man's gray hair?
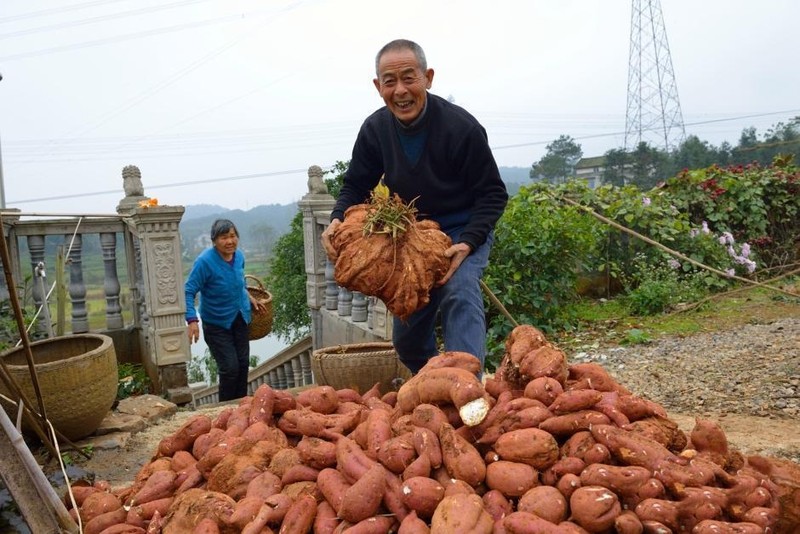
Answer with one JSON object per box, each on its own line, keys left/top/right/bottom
{"left": 210, "top": 219, "right": 239, "bottom": 241}
{"left": 375, "top": 39, "right": 427, "bottom": 76}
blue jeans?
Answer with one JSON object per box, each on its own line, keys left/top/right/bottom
{"left": 393, "top": 230, "right": 493, "bottom": 375}
{"left": 203, "top": 313, "right": 250, "bottom": 401}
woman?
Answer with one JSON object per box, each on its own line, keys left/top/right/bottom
{"left": 185, "top": 219, "right": 264, "bottom": 401}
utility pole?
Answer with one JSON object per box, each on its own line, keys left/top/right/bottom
{"left": 624, "top": 0, "right": 686, "bottom": 152}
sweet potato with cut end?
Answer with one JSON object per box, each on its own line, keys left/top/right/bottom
{"left": 570, "top": 485, "right": 622, "bottom": 532}
{"left": 430, "top": 493, "right": 494, "bottom": 534}
{"left": 493, "top": 428, "right": 559, "bottom": 471}
{"left": 398, "top": 367, "right": 491, "bottom": 427}
{"left": 517, "top": 486, "right": 567, "bottom": 524}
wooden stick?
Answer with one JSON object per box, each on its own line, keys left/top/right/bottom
{"left": 552, "top": 193, "right": 799, "bottom": 299}
{"left": 480, "top": 279, "right": 519, "bottom": 327}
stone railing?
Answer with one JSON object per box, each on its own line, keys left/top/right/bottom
{"left": 297, "top": 165, "right": 393, "bottom": 353}
{"left": 192, "top": 335, "right": 314, "bottom": 406}
{"left": 0, "top": 166, "right": 193, "bottom": 402}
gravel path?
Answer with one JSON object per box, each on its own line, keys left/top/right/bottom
{"left": 568, "top": 317, "right": 799, "bottom": 419}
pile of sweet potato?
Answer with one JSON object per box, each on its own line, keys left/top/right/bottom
{"left": 63, "top": 325, "right": 799, "bottom": 533}
{"left": 329, "top": 195, "right": 451, "bottom": 320}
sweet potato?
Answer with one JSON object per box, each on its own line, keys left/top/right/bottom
{"left": 125, "top": 497, "right": 173, "bottom": 528}
{"left": 83, "top": 507, "right": 127, "bottom": 534}
{"left": 192, "top": 518, "right": 220, "bottom": 534}
{"left": 339, "top": 515, "right": 397, "bottom": 534}
{"left": 268, "top": 446, "right": 303, "bottom": 479}
{"left": 493, "top": 428, "right": 559, "bottom": 470}
{"left": 482, "top": 489, "right": 513, "bottom": 522}
{"left": 518, "top": 344, "right": 569, "bottom": 384}
{"left": 412, "top": 426, "right": 442, "bottom": 469}
{"left": 402, "top": 449, "right": 432, "bottom": 480}
{"left": 400, "top": 476, "right": 445, "bottom": 519}
{"left": 378, "top": 432, "right": 417, "bottom": 474}
{"left": 397, "top": 367, "right": 491, "bottom": 427}
{"left": 523, "top": 376, "right": 564, "bottom": 406}
{"left": 430, "top": 494, "right": 493, "bottom": 534}
{"left": 281, "top": 464, "right": 320, "bottom": 485}
{"left": 170, "top": 450, "right": 197, "bottom": 473}
{"left": 130, "top": 470, "right": 176, "bottom": 505}
{"left": 505, "top": 324, "right": 549, "bottom": 364}
{"left": 485, "top": 460, "right": 538, "bottom": 497}
{"left": 318, "top": 467, "right": 352, "bottom": 513}
{"left": 567, "top": 362, "right": 630, "bottom": 394}
{"left": 398, "top": 511, "right": 430, "bottom": 534}
{"left": 549, "top": 389, "right": 603, "bottom": 414}
{"left": 590, "top": 424, "right": 680, "bottom": 470}
{"left": 692, "top": 520, "right": 765, "bottom": 534}
{"left": 556, "top": 473, "right": 582, "bottom": 501}
{"left": 538, "top": 409, "right": 611, "bottom": 437}
{"left": 314, "top": 500, "right": 341, "bottom": 534}
{"left": 245, "top": 384, "right": 274, "bottom": 425}
{"left": 339, "top": 464, "right": 386, "bottom": 523}
{"left": 97, "top": 526, "right": 146, "bottom": 534}
{"left": 80, "top": 491, "right": 123, "bottom": 523}
{"left": 296, "top": 436, "right": 337, "bottom": 470}
{"left": 541, "top": 456, "right": 586, "bottom": 486}
{"left": 229, "top": 496, "right": 265, "bottom": 530}
{"left": 241, "top": 420, "right": 290, "bottom": 446}
{"left": 410, "top": 403, "right": 451, "bottom": 434}
{"left": 157, "top": 415, "right": 213, "bottom": 458}
{"left": 192, "top": 427, "right": 225, "bottom": 460}
{"left": 278, "top": 494, "right": 317, "bottom": 534}
{"left": 503, "top": 510, "right": 563, "bottom": 533}
{"left": 569, "top": 485, "right": 622, "bottom": 532}
{"left": 278, "top": 407, "right": 361, "bottom": 439}
{"left": 296, "top": 385, "right": 339, "bottom": 414}
{"left": 364, "top": 409, "right": 393, "bottom": 460}
{"left": 439, "top": 422, "right": 486, "bottom": 487}
{"left": 614, "top": 510, "right": 643, "bottom": 534}
{"left": 517, "top": 486, "right": 567, "bottom": 524}
{"left": 418, "top": 351, "right": 482, "bottom": 375}
{"left": 65, "top": 484, "right": 101, "bottom": 508}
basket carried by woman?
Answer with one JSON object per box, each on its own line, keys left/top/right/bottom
{"left": 246, "top": 274, "right": 273, "bottom": 340}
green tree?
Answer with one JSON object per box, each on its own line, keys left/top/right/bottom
{"left": 601, "top": 148, "right": 630, "bottom": 187}
{"left": 248, "top": 222, "right": 277, "bottom": 258}
{"left": 530, "top": 135, "right": 583, "bottom": 184}
{"left": 629, "top": 142, "right": 669, "bottom": 190}
{"left": 265, "top": 213, "right": 310, "bottom": 343}
{"left": 263, "top": 160, "right": 349, "bottom": 343}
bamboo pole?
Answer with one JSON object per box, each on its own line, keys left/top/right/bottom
{"left": 551, "top": 193, "right": 799, "bottom": 299}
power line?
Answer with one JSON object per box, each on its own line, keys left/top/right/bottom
{"left": 0, "top": 0, "right": 131, "bottom": 24}
{"left": 7, "top": 168, "right": 309, "bottom": 205}
{"left": 0, "top": 0, "right": 212, "bottom": 40}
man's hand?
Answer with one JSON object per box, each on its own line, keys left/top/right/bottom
{"left": 436, "top": 242, "right": 471, "bottom": 286}
{"left": 187, "top": 322, "right": 200, "bottom": 344}
{"left": 321, "top": 219, "right": 342, "bottom": 261}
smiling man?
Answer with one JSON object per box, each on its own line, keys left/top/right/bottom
{"left": 321, "top": 39, "right": 508, "bottom": 375}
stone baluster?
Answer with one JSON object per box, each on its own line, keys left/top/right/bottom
{"left": 338, "top": 288, "right": 352, "bottom": 316}
{"left": 300, "top": 350, "right": 313, "bottom": 384}
{"left": 65, "top": 233, "right": 89, "bottom": 333}
{"left": 26, "top": 235, "right": 50, "bottom": 336}
{"left": 99, "top": 232, "right": 123, "bottom": 329}
{"left": 291, "top": 358, "right": 302, "bottom": 387}
{"left": 324, "top": 260, "right": 338, "bottom": 311}
{"left": 352, "top": 292, "right": 367, "bottom": 322}
{"left": 275, "top": 365, "right": 287, "bottom": 389}
{"left": 283, "top": 362, "right": 294, "bottom": 388}
{"left": 367, "top": 296, "right": 375, "bottom": 329}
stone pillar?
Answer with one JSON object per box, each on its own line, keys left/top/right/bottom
{"left": 117, "top": 165, "right": 190, "bottom": 401}
{"left": 297, "top": 165, "right": 335, "bottom": 352}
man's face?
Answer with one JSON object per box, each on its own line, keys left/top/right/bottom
{"left": 373, "top": 48, "right": 434, "bottom": 125}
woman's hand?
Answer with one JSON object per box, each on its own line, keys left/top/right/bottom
{"left": 250, "top": 296, "right": 265, "bottom": 312}
{"left": 187, "top": 322, "right": 200, "bottom": 344}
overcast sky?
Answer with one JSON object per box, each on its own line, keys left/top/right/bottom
{"left": 1, "top": 0, "right": 798, "bottom": 214}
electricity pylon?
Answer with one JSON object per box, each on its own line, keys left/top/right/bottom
{"left": 624, "top": 0, "right": 686, "bottom": 151}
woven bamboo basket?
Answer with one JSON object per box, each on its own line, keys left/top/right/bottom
{"left": 0, "top": 334, "right": 118, "bottom": 441}
{"left": 312, "top": 342, "right": 412, "bottom": 394}
{"left": 246, "top": 274, "right": 273, "bottom": 340}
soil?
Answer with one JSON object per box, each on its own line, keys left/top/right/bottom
{"left": 52, "top": 294, "right": 800, "bottom": 491}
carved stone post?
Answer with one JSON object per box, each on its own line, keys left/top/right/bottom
{"left": 117, "top": 165, "right": 190, "bottom": 402}
{"left": 297, "top": 165, "right": 335, "bottom": 352}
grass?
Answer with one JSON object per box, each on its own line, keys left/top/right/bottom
{"left": 556, "top": 282, "right": 800, "bottom": 350}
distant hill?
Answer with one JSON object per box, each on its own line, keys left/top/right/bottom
{"left": 499, "top": 166, "right": 531, "bottom": 195}
{"left": 180, "top": 203, "right": 299, "bottom": 262}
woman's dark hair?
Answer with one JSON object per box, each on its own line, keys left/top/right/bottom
{"left": 210, "top": 219, "right": 238, "bottom": 241}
